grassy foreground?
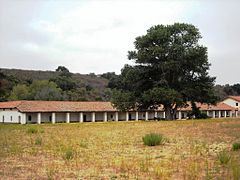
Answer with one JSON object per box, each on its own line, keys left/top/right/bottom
{"left": 0, "top": 119, "right": 240, "bottom": 179}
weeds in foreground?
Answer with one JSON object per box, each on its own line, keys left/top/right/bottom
{"left": 232, "top": 142, "right": 240, "bottom": 151}
{"left": 35, "top": 137, "right": 42, "bottom": 145}
{"left": 217, "top": 151, "right": 231, "bottom": 165}
{"left": 63, "top": 148, "right": 74, "bottom": 160}
{"left": 27, "top": 127, "right": 38, "bottom": 134}
{"left": 142, "top": 133, "right": 165, "bottom": 146}
{"left": 46, "top": 164, "right": 58, "bottom": 180}
{"left": 230, "top": 159, "right": 240, "bottom": 180}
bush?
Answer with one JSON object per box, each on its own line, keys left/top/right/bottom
{"left": 232, "top": 142, "right": 240, "bottom": 151}
{"left": 197, "top": 112, "right": 209, "bottom": 119}
{"left": 35, "top": 137, "right": 42, "bottom": 145}
{"left": 63, "top": 148, "right": 74, "bottom": 160}
{"left": 217, "top": 151, "right": 231, "bottom": 164}
{"left": 190, "top": 102, "right": 209, "bottom": 119}
{"left": 142, "top": 133, "right": 164, "bottom": 146}
{"left": 27, "top": 127, "right": 38, "bottom": 134}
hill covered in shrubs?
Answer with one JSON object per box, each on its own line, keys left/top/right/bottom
{"left": 0, "top": 66, "right": 111, "bottom": 101}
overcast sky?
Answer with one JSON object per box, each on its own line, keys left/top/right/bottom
{"left": 0, "top": 0, "right": 239, "bottom": 84}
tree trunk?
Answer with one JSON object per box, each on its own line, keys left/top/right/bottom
{"left": 165, "top": 105, "right": 174, "bottom": 120}
{"left": 172, "top": 107, "right": 178, "bottom": 120}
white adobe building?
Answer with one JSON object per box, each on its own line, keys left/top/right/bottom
{"left": 0, "top": 101, "right": 235, "bottom": 124}
{"left": 222, "top": 96, "right": 240, "bottom": 117}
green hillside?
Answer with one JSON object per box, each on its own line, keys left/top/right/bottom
{"left": 0, "top": 67, "right": 111, "bottom": 102}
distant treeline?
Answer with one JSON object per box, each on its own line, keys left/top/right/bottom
{"left": 0, "top": 66, "right": 111, "bottom": 102}
{"left": 0, "top": 67, "right": 239, "bottom": 102}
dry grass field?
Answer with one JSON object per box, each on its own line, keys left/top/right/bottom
{"left": 0, "top": 118, "right": 240, "bottom": 179}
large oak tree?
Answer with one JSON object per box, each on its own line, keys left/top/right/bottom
{"left": 111, "top": 23, "right": 217, "bottom": 120}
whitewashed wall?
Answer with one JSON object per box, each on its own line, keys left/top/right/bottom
{"left": 107, "top": 112, "right": 115, "bottom": 121}
{"left": 0, "top": 108, "right": 23, "bottom": 123}
{"left": 118, "top": 112, "right": 126, "bottom": 121}
{"left": 83, "top": 113, "right": 92, "bottom": 122}
{"left": 95, "top": 112, "right": 103, "bottom": 121}
{"left": 26, "top": 113, "right": 38, "bottom": 123}
{"left": 223, "top": 98, "right": 239, "bottom": 108}
{"left": 70, "top": 113, "right": 79, "bottom": 122}
{"left": 56, "top": 113, "right": 66, "bottom": 123}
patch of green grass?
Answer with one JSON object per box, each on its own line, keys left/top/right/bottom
{"left": 35, "top": 137, "right": 42, "bottom": 145}
{"left": 217, "top": 151, "right": 231, "bottom": 165}
{"left": 63, "top": 148, "right": 74, "bottom": 160}
{"left": 232, "top": 142, "right": 240, "bottom": 151}
{"left": 142, "top": 133, "right": 164, "bottom": 146}
{"left": 26, "top": 127, "right": 38, "bottom": 134}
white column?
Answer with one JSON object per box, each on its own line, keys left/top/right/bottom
{"left": 163, "top": 111, "right": 166, "bottom": 119}
{"left": 135, "top": 111, "right": 139, "bottom": 121}
{"left": 212, "top": 111, "right": 215, "bottom": 118}
{"left": 155, "top": 111, "right": 158, "bottom": 118}
{"left": 79, "top": 112, "right": 83, "bottom": 123}
{"left": 145, "top": 112, "right": 148, "bottom": 121}
{"left": 126, "top": 112, "right": 129, "bottom": 121}
{"left": 115, "top": 112, "right": 118, "bottom": 121}
{"left": 206, "top": 111, "right": 209, "bottom": 117}
{"left": 21, "top": 113, "right": 27, "bottom": 124}
{"left": 52, "top": 113, "right": 55, "bottom": 124}
{"left": 92, "top": 112, "right": 95, "bottom": 122}
{"left": 236, "top": 111, "right": 238, "bottom": 117}
{"left": 178, "top": 111, "right": 182, "bottom": 120}
{"left": 104, "top": 112, "right": 108, "bottom": 122}
{"left": 37, "top": 113, "right": 41, "bottom": 124}
{"left": 230, "top": 111, "right": 232, "bottom": 117}
{"left": 224, "top": 111, "right": 227, "bottom": 118}
{"left": 66, "top": 113, "right": 70, "bottom": 123}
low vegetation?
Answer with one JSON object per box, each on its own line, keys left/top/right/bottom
{"left": 35, "top": 137, "right": 42, "bottom": 145}
{"left": 26, "top": 127, "right": 38, "bottom": 134}
{"left": 232, "top": 142, "right": 240, "bottom": 151}
{"left": 217, "top": 151, "right": 231, "bottom": 165}
{"left": 142, "top": 133, "right": 165, "bottom": 146}
{"left": 63, "top": 148, "right": 74, "bottom": 160}
{"left": 0, "top": 118, "right": 240, "bottom": 179}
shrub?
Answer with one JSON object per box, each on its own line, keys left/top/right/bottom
{"left": 217, "top": 151, "right": 231, "bottom": 165}
{"left": 190, "top": 102, "right": 209, "bottom": 119}
{"left": 63, "top": 148, "right": 74, "bottom": 160}
{"left": 232, "top": 142, "right": 240, "bottom": 151}
{"left": 27, "top": 127, "right": 38, "bottom": 134}
{"left": 35, "top": 137, "right": 42, "bottom": 145}
{"left": 142, "top": 133, "right": 164, "bottom": 146}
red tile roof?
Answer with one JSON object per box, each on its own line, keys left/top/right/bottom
{"left": 0, "top": 101, "right": 23, "bottom": 109}
{"left": 179, "top": 102, "right": 235, "bottom": 111}
{"left": 228, "top": 96, "right": 240, "bottom": 102}
{"left": 0, "top": 101, "right": 235, "bottom": 112}
{"left": 0, "top": 101, "right": 116, "bottom": 112}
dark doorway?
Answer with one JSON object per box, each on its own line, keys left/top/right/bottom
{"left": 129, "top": 114, "right": 132, "bottom": 120}
{"left": 83, "top": 114, "right": 87, "bottom": 122}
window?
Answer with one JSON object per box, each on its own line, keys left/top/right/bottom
{"left": 28, "top": 115, "right": 32, "bottom": 121}
{"left": 110, "top": 114, "right": 113, "bottom": 118}
{"left": 2, "top": 116, "right": 4, "bottom": 122}
{"left": 49, "top": 116, "right": 52, "bottom": 122}
{"left": 10, "top": 116, "right": 13, "bottom": 121}
{"left": 236, "top": 103, "right": 238, "bottom": 106}
{"left": 18, "top": 116, "right": 21, "bottom": 123}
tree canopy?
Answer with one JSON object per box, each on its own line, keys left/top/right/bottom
{"left": 111, "top": 23, "right": 218, "bottom": 120}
